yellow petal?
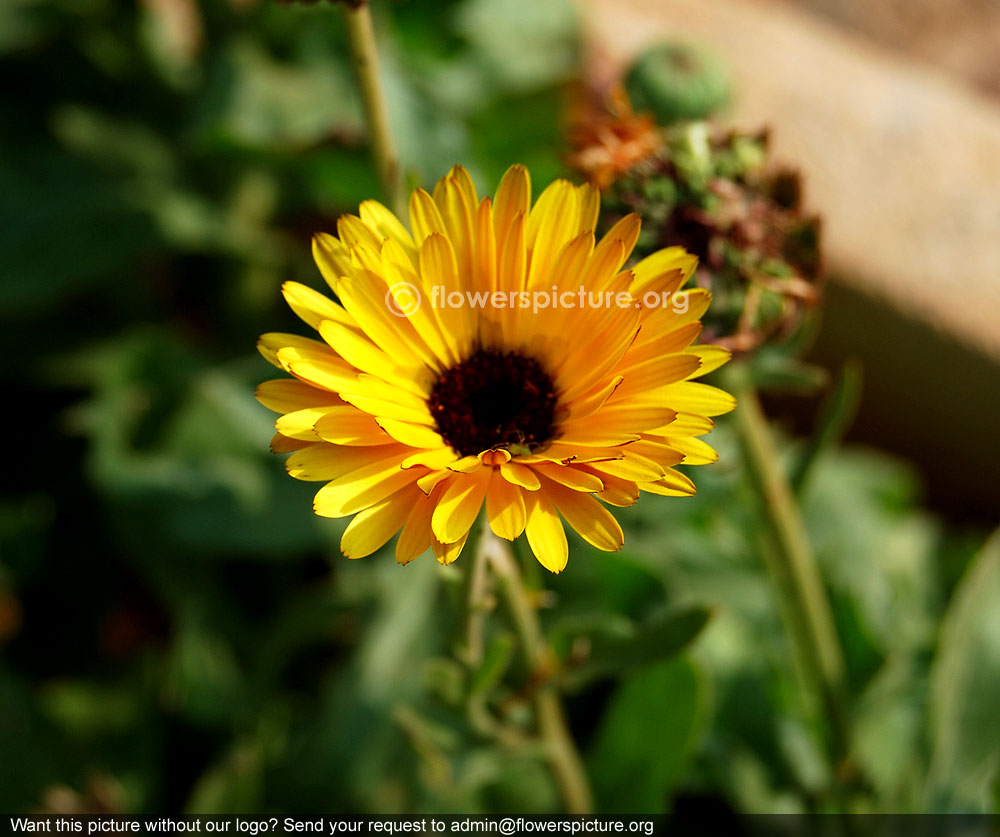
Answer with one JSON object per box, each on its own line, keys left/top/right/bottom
{"left": 686, "top": 344, "right": 732, "bottom": 377}
{"left": 318, "top": 319, "right": 430, "bottom": 396}
{"left": 657, "top": 434, "right": 718, "bottom": 465}
{"left": 402, "top": 448, "right": 459, "bottom": 470}
{"left": 431, "top": 468, "right": 491, "bottom": 543}
{"left": 632, "top": 321, "right": 702, "bottom": 355}
{"left": 448, "top": 455, "right": 485, "bottom": 473}
{"left": 270, "top": 433, "right": 313, "bottom": 454}
{"left": 630, "top": 246, "right": 697, "bottom": 296}
{"left": 396, "top": 489, "right": 436, "bottom": 564}
{"left": 375, "top": 419, "right": 445, "bottom": 449}
{"left": 530, "top": 462, "right": 605, "bottom": 492}
{"left": 663, "top": 412, "right": 715, "bottom": 437}
{"left": 560, "top": 404, "right": 676, "bottom": 447}
{"left": 518, "top": 444, "right": 624, "bottom": 465}
{"left": 312, "top": 232, "right": 360, "bottom": 288}
{"left": 659, "top": 381, "right": 737, "bottom": 417}
{"left": 432, "top": 529, "right": 470, "bottom": 565}
{"left": 275, "top": 405, "right": 346, "bottom": 441}
{"left": 589, "top": 471, "right": 639, "bottom": 507}
{"left": 576, "top": 182, "right": 600, "bottom": 234}
{"left": 613, "top": 353, "right": 703, "bottom": 398}
{"left": 592, "top": 213, "right": 641, "bottom": 273}
{"left": 281, "top": 281, "right": 354, "bottom": 330}
{"left": 256, "top": 379, "right": 341, "bottom": 413}
{"left": 409, "top": 188, "right": 448, "bottom": 245}
{"left": 340, "top": 485, "right": 418, "bottom": 559}
{"left": 587, "top": 451, "right": 664, "bottom": 482}
{"left": 485, "top": 473, "right": 526, "bottom": 540}
{"left": 493, "top": 164, "right": 531, "bottom": 248}
{"left": 628, "top": 440, "right": 686, "bottom": 470}
{"left": 475, "top": 197, "right": 498, "bottom": 294}
{"left": 334, "top": 274, "right": 441, "bottom": 372}
{"left": 277, "top": 346, "right": 358, "bottom": 393}
{"left": 562, "top": 375, "right": 623, "bottom": 422}
{"left": 359, "top": 199, "right": 417, "bottom": 253}
{"left": 556, "top": 315, "right": 640, "bottom": 404}
{"left": 545, "top": 480, "right": 623, "bottom": 552}
{"left": 497, "top": 210, "right": 527, "bottom": 301}
{"left": 579, "top": 238, "right": 625, "bottom": 289}
{"left": 448, "top": 165, "right": 479, "bottom": 213}
{"left": 258, "top": 333, "right": 338, "bottom": 369}
{"left": 314, "top": 407, "right": 392, "bottom": 446}
{"left": 380, "top": 253, "right": 453, "bottom": 368}
{"left": 419, "top": 233, "right": 475, "bottom": 354}
{"left": 641, "top": 289, "right": 712, "bottom": 333}
{"left": 339, "top": 391, "right": 434, "bottom": 425}
{"left": 500, "top": 461, "right": 541, "bottom": 490}
{"left": 337, "top": 213, "right": 383, "bottom": 251}
{"left": 642, "top": 467, "right": 697, "bottom": 497}
{"left": 313, "top": 451, "right": 417, "bottom": 518}
{"left": 524, "top": 491, "right": 567, "bottom": 574}
{"left": 287, "top": 443, "right": 397, "bottom": 482}
{"left": 417, "top": 469, "right": 452, "bottom": 495}
{"left": 525, "top": 180, "right": 579, "bottom": 289}
{"left": 434, "top": 171, "right": 476, "bottom": 280}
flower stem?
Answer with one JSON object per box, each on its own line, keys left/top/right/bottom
{"left": 461, "top": 517, "right": 493, "bottom": 668}
{"left": 341, "top": 1, "right": 405, "bottom": 218}
{"left": 484, "top": 532, "right": 595, "bottom": 814}
{"left": 722, "top": 364, "right": 851, "bottom": 779}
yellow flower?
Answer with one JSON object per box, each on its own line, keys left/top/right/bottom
{"left": 256, "top": 165, "right": 734, "bottom": 573}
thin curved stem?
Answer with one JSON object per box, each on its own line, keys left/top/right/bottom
{"left": 461, "top": 516, "right": 492, "bottom": 668}
{"left": 342, "top": 2, "right": 405, "bottom": 217}
{"left": 722, "top": 363, "right": 851, "bottom": 784}
{"left": 483, "top": 532, "right": 595, "bottom": 814}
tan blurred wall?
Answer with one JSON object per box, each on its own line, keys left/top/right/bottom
{"left": 580, "top": 0, "right": 1000, "bottom": 365}
{"left": 578, "top": 0, "right": 1000, "bottom": 517}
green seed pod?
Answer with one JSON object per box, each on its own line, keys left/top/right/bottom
{"left": 625, "top": 42, "right": 732, "bottom": 124}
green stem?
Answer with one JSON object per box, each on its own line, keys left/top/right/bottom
{"left": 461, "top": 517, "right": 492, "bottom": 668}
{"left": 722, "top": 364, "right": 851, "bottom": 779}
{"left": 484, "top": 532, "right": 595, "bottom": 814}
{"left": 342, "top": 1, "right": 405, "bottom": 217}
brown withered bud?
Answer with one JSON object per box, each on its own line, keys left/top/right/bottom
{"left": 569, "top": 98, "right": 823, "bottom": 355}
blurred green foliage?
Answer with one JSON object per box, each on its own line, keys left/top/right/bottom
{"left": 1, "top": 0, "right": 997, "bottom": 818}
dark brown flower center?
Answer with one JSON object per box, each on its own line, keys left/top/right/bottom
{"left": 428, "top": 348, "right": 558, "bottom": 458}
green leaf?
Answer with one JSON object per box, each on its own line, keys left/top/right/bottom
{"left": 927, "top": 528, "right": 1000, "bottom": 811}
{"left": 587, "top": 657, "right": 707, "bottom": 812}
{"left": 0, "top": 148, "right": 160, "bottom": 317}
{"left": 562, "top": 606, "right": 712, "bottom": 690}
{"left": 40, "top": 681, "right": 141, "bottom": 737}
{"left": 453, "top": 0, "right": 579, "bottom": 94}
{"left": 469, "top": 634, "right": 515, "bottom": 695}
{"left": 197, "top": 38, "right": 361, "bottom": 149}
{"left": 791, "top": 360, "right": 863, "bottom": 494}
{"left": 747, "top": 349, "right": 829, "bottom": 395}
{"left": 163, "top": 614, "right": 246, "bottom": 728}
{"left": 852, "top": 657, "right": 927, "bottom": 809}
{"left": 184, "top": 741, "right": 264, "bottom": 815}
{"left": 801, "top": 447, "right": 938, "bottom": 660}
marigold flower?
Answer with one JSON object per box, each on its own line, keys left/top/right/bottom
{"left": 256, "top": 165, "right": 734, "bottom": 572}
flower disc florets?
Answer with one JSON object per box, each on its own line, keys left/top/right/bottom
{"left": 428, "top": 348, "right": 558, "bottom": 458}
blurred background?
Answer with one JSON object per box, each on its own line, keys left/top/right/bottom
{"left": 1, "top": 0, "right": 998, "bottom": 817}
